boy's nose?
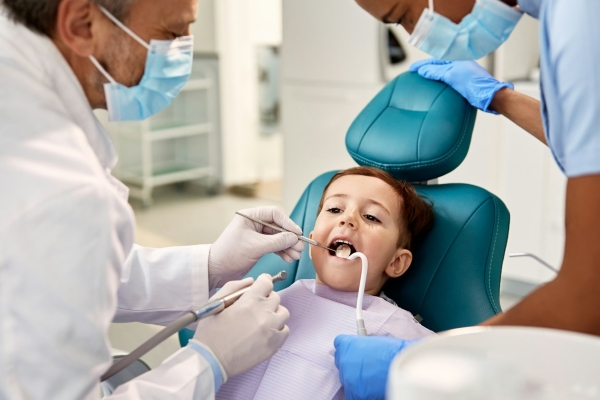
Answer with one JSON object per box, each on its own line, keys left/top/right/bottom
{"left": 339, "top": 214, "right": 357, "bottom": 228}
{"left": 339, "top": 220, "right": 355, "bottom": 228}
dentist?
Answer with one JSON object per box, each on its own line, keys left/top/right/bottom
{"left": 335, "top": 0, "right": 600, "bottom": 398}
{"left": 0, "top": 0, "right": 304, "bottom": 398}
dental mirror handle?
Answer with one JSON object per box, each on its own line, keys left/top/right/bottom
{"left": 235, "top": 211, "right": 335, "bottom": 252}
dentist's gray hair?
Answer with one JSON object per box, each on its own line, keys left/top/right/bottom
{"left": 1, "top": 0, "right": 136, "bottom": 37}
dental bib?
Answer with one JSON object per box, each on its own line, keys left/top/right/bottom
{"left": 216, "top": 280, "right": 433, "bottom": 400}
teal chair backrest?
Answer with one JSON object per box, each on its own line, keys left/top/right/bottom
{"left": 180, "top": 72, "right": 509, "bottom": 345}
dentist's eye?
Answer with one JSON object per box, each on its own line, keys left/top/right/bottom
{"left": 327, "top": 207, "right": 342, "bottom": 214}
{"left": 364, "top": 214, "right": 381, "bottom": 223}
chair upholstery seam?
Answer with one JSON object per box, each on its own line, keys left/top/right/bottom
{"left": 486, "top": 195, "right": 501, "bottom": 314}
{"left": 416, "top": 87, "right": 450, "bottom": 162}
{"left": 416, "top": 197, "right": 492, "bottom": 314}
{"left": 355, "top": 88, "right": 394, "bottom": 153}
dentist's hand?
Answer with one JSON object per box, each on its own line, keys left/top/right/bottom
{"left": 410, "top": 59, "right": 513, "bottom": 114}
{"left": 193, "top": 275, "right": 290, "bottom": 380}
{"left": 334, "top": 335, "right": 420, "bottom": 400}
{"left": 209, "top": 206, "right": 305, "bottom": 289}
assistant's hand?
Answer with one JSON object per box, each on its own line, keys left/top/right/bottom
{"left": 334, "top": 335, "right": 419, "bottom": 400}
{"left": 410, "top": 59, "right": 513, "bottom": 113}
{"left": 194, "top": 275, "right": 290, "bottom": 380}
{"left": 209, "top": 206, "right": 305, "bottom": 289}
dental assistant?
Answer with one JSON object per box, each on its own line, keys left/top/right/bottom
{"left": 0, "top": 0, "right": 305, "bottom": 398}
{"left": 334, "top": 0, "right": 600, "bottom": 398}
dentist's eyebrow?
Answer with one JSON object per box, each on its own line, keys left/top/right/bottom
{"left": 381, "top": 3, "right": 400, "bottom": 23}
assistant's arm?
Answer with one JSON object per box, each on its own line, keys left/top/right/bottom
{"left": 489, "top": 87, "right": 546, "bottom": 145}
{"left": 483, "top": 175, "right": 600, "bottom": 334}
{"left": 410, "top": 59, "right": 547, "bottom": 145}
{"left": 483, "top": 0, "right": 600, "bottom": 333}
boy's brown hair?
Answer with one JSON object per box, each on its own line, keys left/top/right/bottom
{"left": 317, "top": 166, "right": 434, "bottom": 250}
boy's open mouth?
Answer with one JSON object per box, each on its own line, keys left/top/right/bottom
{"left": 328, "top": 239, "right": 357, "bottom": 257}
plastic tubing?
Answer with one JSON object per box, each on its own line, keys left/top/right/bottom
{"left": 101, "top": 271, "right": 288, "bottom": 381}
{"left": 346, "top": 252, "right": 368, "bottom": 336}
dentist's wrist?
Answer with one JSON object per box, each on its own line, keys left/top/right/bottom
{"left": 188, "top": 338, "right": 228, "bottom": 390}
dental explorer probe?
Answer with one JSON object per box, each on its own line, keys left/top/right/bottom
{"left": 235, "top": 211, "right": 336, "bottom": 253}
{"left": 101, "top": 271, "right": 288, "bottom": 382}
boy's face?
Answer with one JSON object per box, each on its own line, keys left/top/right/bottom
{"left": 310, "top": 175, "right": 412, "bottom": 295}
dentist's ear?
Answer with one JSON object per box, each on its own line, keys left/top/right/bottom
{"left": 55, "top": 0, "right": 101, "bottom": 57}
{"left": 308, "top": 232, "right": 314, "bottom": 259}
{"left": 385, "top": 249, "right": 412, "bottom": 278}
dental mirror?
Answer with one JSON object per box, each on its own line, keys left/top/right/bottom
{"left": 335, "top": 244, "right": 352, "bottom": 258}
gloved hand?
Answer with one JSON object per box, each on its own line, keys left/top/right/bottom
{"left": 334, "top": 335, "right": 419, "bottom": 400}
{"left": 410, "top": 58, "right": 513, "bottom": 114}
{"left": 194, "top": 274, "right": 290, "bottom": 380}
{"left": 209, "top": 206, "right": 305, "bottom": 289}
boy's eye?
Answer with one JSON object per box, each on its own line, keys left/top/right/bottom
{"left": 326, "top": 207, "right": 342, "bottom": 214}
{"left": 364, "top": 214, "right": 381, "bottom": 223}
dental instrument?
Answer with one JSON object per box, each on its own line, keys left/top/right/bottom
{"left": 101, "top": 271, "right": 288, "bottom": 382}
{"left": 509, "top": 252, "right": 558, "bottom": 274}
{"left": 235, "top": 211, "right": 336, "bottom": 253}
{"left": 345, "top": 252, "right": 369, "bottom": 336}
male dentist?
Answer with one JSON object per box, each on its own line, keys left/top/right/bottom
{"left": 0, "top": 0, "right": 304, "bottom": 398}
{"left": 335, "top": 0, "right": 600, "bottom": 398}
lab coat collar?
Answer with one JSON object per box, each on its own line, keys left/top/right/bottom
{"left": 0, "top": 13, "right": 118, "bottom": 170}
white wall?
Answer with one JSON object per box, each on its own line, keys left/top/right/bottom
{"left": 252, "top": 0, "right": 282, "bottom": 46}
{"left": 192, "top": 0, "right": 217, "bottom": 54}
{"left": 215, "top": 0, "right": 259, "bottom": 186}
{"left": 215, "top": 0, "right": 283, "bottom": 187}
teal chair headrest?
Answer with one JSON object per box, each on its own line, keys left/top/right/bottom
{"left": 346, "top": 72, "right": 477, "bottom": 182}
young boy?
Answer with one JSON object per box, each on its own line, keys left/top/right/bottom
{"left": 216, "top": 166, "right": 435, "bottom": 400}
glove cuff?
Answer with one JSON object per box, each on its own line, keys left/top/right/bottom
{"left": 188, "top": 338, "right": 228, "bottom": 388}
{"left": 482, "top": 81, "right": 514, "bottom": 114}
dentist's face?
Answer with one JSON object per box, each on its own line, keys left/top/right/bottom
{"left": 310, "top": 175, "right": 411, "bottom": 295}
{"left": 354, "top": 0, "right": 476, "bottom": 33}
{"left": 91, "top": 0, "right": 197, "bottom": 106}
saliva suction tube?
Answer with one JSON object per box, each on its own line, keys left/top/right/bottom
{"left": 339, "top": 250, "right": 369, "bottom": 336}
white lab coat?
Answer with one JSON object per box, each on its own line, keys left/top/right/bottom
{"left": 0, "top": 11, "right": 216, "bottom": 400}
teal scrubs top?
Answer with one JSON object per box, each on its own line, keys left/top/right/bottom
{"left": 518, "top": 0, "right": 600, "bottom": 177}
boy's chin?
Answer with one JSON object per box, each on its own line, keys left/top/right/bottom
{"left": 315, "top": 271, "right": 360, "bottom": 292}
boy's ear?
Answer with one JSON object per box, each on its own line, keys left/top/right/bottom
{"left": 308, "top": 232, "right": 314, "bottom": 260}
{"left": 385, "top": 248, "right": 412, "bottom": 278}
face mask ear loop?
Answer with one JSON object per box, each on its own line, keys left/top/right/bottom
{"left": 89, "top": 55, "right": 117, "bottom": 85}
{"left": 97, "top": 5, "right": 150, "bottom": 50}
{"left": 428, "top": 0, "right": 434, "bottom": 13}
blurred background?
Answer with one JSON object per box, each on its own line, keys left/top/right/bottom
{"left": 97, "top": 0, "right": 562, "bottom": 368}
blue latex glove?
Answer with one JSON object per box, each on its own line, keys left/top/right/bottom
{"left": 410, "top": 58, "right": 513, "bottom": 114}
{"left": 334, "top": 335, "right": 419, "bottom": 400}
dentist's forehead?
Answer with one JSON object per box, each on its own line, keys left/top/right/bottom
{"left": 128, "top": 0, "right": 198, "bottom": 38}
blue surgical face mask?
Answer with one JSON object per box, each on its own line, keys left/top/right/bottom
{"left": 89, "top": 6, "right": 193, "bottom": 121}
{"left": 408, "top": 0, "right": 522, "bottom": 61}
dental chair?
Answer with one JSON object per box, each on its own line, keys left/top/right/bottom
{"left": 180, "top": 71, "right": 510, "bottom": 346}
